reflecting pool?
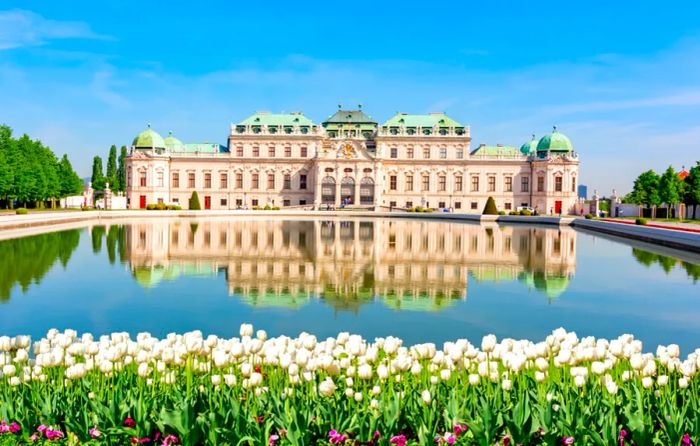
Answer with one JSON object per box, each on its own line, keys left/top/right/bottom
{"left": 1, "top": 217, "right": 699, "bottom": 352}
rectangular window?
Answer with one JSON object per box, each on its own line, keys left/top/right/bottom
{"left": 505, "top": 202, "right": 512, "bottom": 210}
{"left": 236, "top": 146, "right": 243, "bottom": 157}
{"left": 455, "top": 202, "right": 461, "bottom": 209}
{"left": 267, "top": 173, "right": 275, "bottom": 189}
{"left": 157, "top": 171, "right": 163, "bottom": 187}
{"left": 521, "top": 177, "right": 529, "bottom": 192}
{"left": 390, "top": 201, "right": 397, "bottom": 208}
{"left": 406, "top": 201, "right": 413, "bottom": 208}
{"left": 456, "top": 148, "right": 464, "bottom": 159}
{"left": 236, "top": 173, "right": 243, "bottom": 189}
{"left": 139, "top": 171, "right": 147, "bottom": 187}
{"left": 188, "top": 172, "right": 195, "bottom": 188}
{"left": 235, "top": 199, "right": 242, "bottom": 207}
{"left": 439, "top": 147, "right": 447, "bottom": 159}
{"left": 300, "top": 146, "right": 307, "bottom": 157}
{"left": 285, "top": 146, "right": 291, "bottom": 157}
{"left": 252, "top": 199, "right": 259, "bottom": 206}
{"left": 204, "top": 173, "right": 212, "bottom": 188}
{"left": 390, "top": 147, "right": 398, "bottom": 158}
{"left": 471, "top": 201, "right": 478, "bottom": 210}
{"left": 405, "top": 174, "right": 413, "bottom": 191}
{"left": 505, "top": 176, "right": 513, "bottom": 192}
{"left": 572, "top": 176, "right": 576, "bottom": 193}
{"left": 220, "top": 173, "right": 228, "bottom": 189}
{"left": 422, "top": 175, "right": 430, "bottom": 191}
{"left": 172, "top": 197, "right": 179, "bottom": 203}
{"left": 555, "top": 176, "right": 562, "bottom": 192}
{"left": 438, "top": 201, "right": 446, "bottom": 208}
{"left": 299, "top": 199, "right": 306, "bottom": 205}
{"left": 407, "top": 147, "right": 414, "bottom": 159}
{"left": 172, "top": 172, "right": 179, "bottom": 188}
{"left": 299, "top": 174, "right": 307, "bottom": 190}
{"left": 455, "top": 176, "right": 463, "bottom": 192}
{"left": 488, "top": 176, "right": 496, "bottom": 192}
{"left": 252, "top": 145, "right": 260, "bottom": 157}
{"left": 221, "top": 198, "right": 227, "bottom": 206}
{"left": 537, "top": 176, "right": 544, "bottom": 192}
{"left": 283, "top": 174, "right": 291, "bottom": 190}
{"left": 438, "top": 175, "right": 446, "bottom": 191}
{"left": 390, "top": 175, "right": 397, "bottom": 190}
{"left": 268, "top": 145, "right": 275, "bottom": 157}
{"left": 423, "top": 147, "right": 430, "bottom": 159}
{"left": 252, "top": 173, "right": 259, "bottom": 189}
{"left": 471, "top": 176, "right": 479, "bottom": 192}
{"left": 283, "top": 199, "right": 291, "bottom": 207}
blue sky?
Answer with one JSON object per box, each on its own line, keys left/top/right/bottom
{"left": 2, "top": 1, "right": 700, "bottom": 193}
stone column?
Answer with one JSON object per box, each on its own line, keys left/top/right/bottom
{"left": 334, "top": 179, "right": 341, "bottom": 207}
{"left": 104, "top": 183, "right": 112, "bottom": 210}
{"left": 313, "top": 167, "right": 322, "bottom": 209}
{"left": 590, "top": 189, "right": 600, "bottom": 217}
{"left": 354, "top": 167, "right": 361, "bottom": 206}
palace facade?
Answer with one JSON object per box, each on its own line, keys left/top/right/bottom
{"left": 126, "top": 107, "right": 580, "bottom": 213}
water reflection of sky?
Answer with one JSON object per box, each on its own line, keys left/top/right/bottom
{"left": 0, "top": 218, "right": 698, "bottom": 353}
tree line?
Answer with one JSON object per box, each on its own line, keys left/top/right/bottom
{"left": 90, "top": 145, "right": 127, "bottom": 192}
{"left": 626, "top": 162, "right": 700, "bottom": 219}
{"left": 0, "top": 124, "right": 83, "bottom": 209}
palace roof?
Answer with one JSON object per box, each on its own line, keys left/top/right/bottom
{"left": 323, "top": 108, "right": 377, "bottom": 126}
{"left": 382, "top": 112, "right": 464, "bottom": 128}
{"left": 470, "top": 144, "right": 521, "bottom": 157}
{"left": 536, "top": 127, "right": 574, "bottom": 156}
{"left": 132, "top": 125, "right": 166, "bottom": 149}
{"left": 238, "top": 112, "right": 315, "bottom": 127}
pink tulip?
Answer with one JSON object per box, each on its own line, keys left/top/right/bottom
{"left": 130, "top": 436, "right": 151, "bottom": 444}
{"left": 45, "top": 428, "right": 64, "bottom": 440}
{"left": 124, "top": 417, "right": 136, "bottom": 428}
{"left": 269, "top": 434, "right": 280, "bottom": 445}
{"left": 329, "top": 429, "right": 348, "bottom": 444}
{"left": 89, "top": 426, "right": 101, "bottom": 438}
{"left": 390, "top": 434, "right": 407, "bottom": 446}
{"left": 9, "top": 422, "right": 20, "bottom": 434}
{"left": 562, "top": 437, "right": 574, "bottom": 445}
{"left": 681, "top": 433, "right": 693, "bottom": 446}
{"left": 162, "top": 433, "right": 179, "bottom": 445}
{"left": 453, "top": 423, "right": 468, "bottom": 435}
{"left": 29, "top": 433, "right": 39, "bottom": 442}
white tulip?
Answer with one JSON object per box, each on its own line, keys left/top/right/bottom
{"left": 574, "top": 375, "right": 585, "bottom": 387}
{"left": 657, "top": 375, "right": 668, "bottom": 386}
{"left": 481, "top": 335, "right": 497, "bottom": 353}
{"left": 318, "top": 378, "right": 337, "bottom": 397}
{"left": 239, "top": 324, "right": 254, "bottom": 337}
{"left": 641, "top": 376, "right": 653, "bottom": 389}
{"left": 421, "top": 389, "right": 432, "bottom": 404}
{"left": 679, "top": 377, "right": 689, "bottom": 388}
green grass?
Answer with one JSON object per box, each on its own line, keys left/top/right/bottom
{"left": 616, "top": 216, "right": 700, "bottom": 225}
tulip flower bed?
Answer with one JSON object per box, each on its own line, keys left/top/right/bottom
{"left": 1, "top": 326, "right": 699, "bottom": 446}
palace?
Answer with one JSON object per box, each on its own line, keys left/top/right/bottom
{"left": 126, "top": 106, "right": 580, "bottom": 213}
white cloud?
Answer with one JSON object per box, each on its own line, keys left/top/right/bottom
{"left": 0, "top": 9, "right": 109, "bottom": 50}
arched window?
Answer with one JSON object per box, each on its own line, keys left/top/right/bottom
{"left": 360, "top": 177, "right": 374, "bottom": 205}
{"left": 321, "top": 176, "right": 335, "bottom": 204}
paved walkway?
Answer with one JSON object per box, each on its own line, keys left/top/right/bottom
{"left": 601, "top": 218, "right": 700, "bottom": 234}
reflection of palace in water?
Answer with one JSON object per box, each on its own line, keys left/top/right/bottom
{"left": 126, "top": 219, "right": 577, "bottom": 311}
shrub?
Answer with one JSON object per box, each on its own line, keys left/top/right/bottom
{"left": 264, "top": 205, "right": 272, "bottom": 210}
{"left": 498, "top": 210, "right": 506, "bottom": 215}
{"left": 520, "top": 210, "right": 532, "bottom": 216}
{"left": 189, "top": 191, "right": 202, "bottom": 210}
{"left": 636, "top": 218, "right": 648, "bottom": 225}
{"left": 252, "top": 206, "right": 261, "bottom": 210}
{"left": 146, "top": 204, "right": 156, "bottom": 210}
{"left": 173, "top": 205, "right": 182, "bottom": 210}
{"left": 585, "top": 213, "right": 593, "bottom": 219}
{"left": 509, "top": 211, "right": 518, "bottom": 215}
{"left": 15, "top": 208, "right": 28, "bottom": 215}
{"left": 156, "top": 202, "right": 166, "bottom": 211}
{"left": 482, "top": 197, "right": 498, "bottom": 215}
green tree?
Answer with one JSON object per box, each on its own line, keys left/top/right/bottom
{"left": 189, "top": 191, "right": 202, "bottom": 210}
{"left": 117, "top": 146, "right": 128, "bottom": 192}
{"left": 0, "top": 125, "right": 11, "bottom": 206}
{"left": 91, "top": 156, "right": 105, "bottom": 191}
{"left": 106, "top": 145, "right": 118, "bottom": 190}
{"left": 684, "top": 162, "right": 700, "bottom": 219}
{"left": 482, "top": 196, "right": 498, "bottom": 215}
{"left": 630, "top": 170, "right": 661, "bottom": 216}
{"left": 658, "top": 165, "right": 681, "bottom": 218}
{"left": 58, "top": 154, "right": 83, "bottom": 197}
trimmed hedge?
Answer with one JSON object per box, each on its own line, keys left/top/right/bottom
{"left": 482, "top": 197, "right": 498, "bottom": 215}
{"left": 635, "top": 218, "right": 648, "bottom": 225}
{"left": 15, "top": 208, "right": 28, "bottom": 215}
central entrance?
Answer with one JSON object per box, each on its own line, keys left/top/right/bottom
{"left": 360, "top": 177, "right": 374, "bottom": 205}
{"left": 321, "top": 176, "right": 335, "bottom": 204}
{"left": 340, "top": 177, "right": 355, "bottom": 205}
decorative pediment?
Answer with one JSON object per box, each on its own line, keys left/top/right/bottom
{"left": 316, "top": 140, "right": 374, "bottom": 161}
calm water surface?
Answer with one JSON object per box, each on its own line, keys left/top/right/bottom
{"left": 1, "top": 217, "right": 699, "bottom": 353}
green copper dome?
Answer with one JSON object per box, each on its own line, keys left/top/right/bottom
{"left": 520, "top": 135, "right": 538, "bottom": 155}
{"left": 163, "top": 132, "right": 183, "bottom": 150}
{"left": 132, "top": 125, "right": 166, "bottom": 149}
{"left": 536, "top": 127, "right": 573, "bottom": 156}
